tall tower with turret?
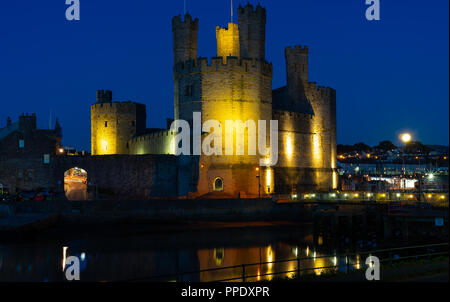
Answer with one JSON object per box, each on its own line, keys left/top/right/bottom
{"left": 172, "top": 14, "right": 199, "bottom": 64}
{"left": 237, "top": 3, "right": 266, "bottom": 60}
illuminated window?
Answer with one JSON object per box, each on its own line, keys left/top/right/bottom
{"left": 19, "top": 139, "right": 24, "bottom": 148}
{"left": 213, "top": 177, "right": 224, "bottom": 191}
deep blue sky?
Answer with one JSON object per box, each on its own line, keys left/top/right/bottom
{"left": 0, "top": 0, "right": 448, "bottom": 151}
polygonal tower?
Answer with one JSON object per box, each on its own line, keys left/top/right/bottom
{"left": 172, "top": 14, "right": 199, "bottom": 64}
{"left": 91, "top": 90, "right": 146, "bottom": 155}
{"left": 237, "top": 3, "right": 266, "bottom": 60}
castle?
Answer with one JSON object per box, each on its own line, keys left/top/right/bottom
{"left": 90, "top": 3, "right": 338, "bottom": 198}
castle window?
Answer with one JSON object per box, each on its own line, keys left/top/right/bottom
{"left": 213, "top": 177, "right": 224, "bottom": 191}
{"left": 18, "top": 139, "right": 24, "bottom": 149}
{"left": 185, "top": 84, "right": 194, "bottom": 97}
{"left": 105, "top": 121, "right": 108, "bottom": 127}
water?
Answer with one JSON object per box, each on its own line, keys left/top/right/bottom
{"left": 0, "top": 221, "right": 437, "bottom": 282}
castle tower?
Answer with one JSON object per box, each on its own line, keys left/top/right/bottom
{"left": 285, "top": 45, "right": 309, "bottom": 84}
{"left": 216, "top": 23, "right": 240, "bottom": 63}
{"left": 18, "top": 113, "right": 37, "bottom": 133}
{"left": 172, "top": 14, "right": 199, "bottom": 64}
{"left": 91, "top": 90, "right": 146, "bottom": 155}
{"left": 237, "top": 3, "right": 266, "bottom": 60}
{"left": 285, "top": 46, "right": 311, "bottom": 113}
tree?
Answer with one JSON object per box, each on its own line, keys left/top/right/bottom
{"left": 405, "top": 141, "right": 431, "bottom": 154}
{"left": 375, "top": 140, "right": 397, "bottom": 151}
{"left": 353, "top": 142, "right": 371, "bottom": 152}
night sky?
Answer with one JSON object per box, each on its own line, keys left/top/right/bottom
{"left": 0, "top": 0, "right": 448, "bottom": 151}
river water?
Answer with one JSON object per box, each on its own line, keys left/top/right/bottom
{"left": 0, "top": 222, "right": 440, "bottom": 282}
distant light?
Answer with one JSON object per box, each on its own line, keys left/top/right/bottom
{"left": 427, "top": 194, "right": 432, "bottom": 198}
{"left": 396, "top": 193, "right": 401, "bottom": 197}
{"left": 58, "top": 148, "right": 64, "bottom": 153}
{"left": 440, "top": 195, "right": 446, "bottom": 199}
{"left": 330, "top": 193, "right": 336, "bottom": 197}
{"left": 367, "top": 193, "right": 372, "bottom": 197}
{"left": 80, "top": 253, "right": 86, "bottom": 261}
{"left": 353, "top": 194, "right": 359, "bottom": 198}
{"left": 255, "top": 167, "right": 260, "bottom": 172}
{"left": 428, "top": 174, "right": 434, "bottom": 180}
{"left": 401, "top": 133, "right": 412, "bottom": 143}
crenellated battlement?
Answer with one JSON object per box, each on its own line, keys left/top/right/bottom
{"left": 237, "top": 3, "right": 266, "bottom": 22}
{"left": 285, "top": 45, "right": 308, "bottom": 55}
{"left": 174, "top": 57, "right": 272, "bottom": 76}
{"left": 129, "top": 130, "right": 175, "bottom": 143}
{"left": 304, "top": 82, "right": 336, "bottom": 101}
{"left": 285, "top": 45, "right": 309, "bottom": 56}
{"left": 172, "top": 14, "right": 199, "bottom": 31}
{"left": 91, "top": 101, "right": 144, "bottom": 114}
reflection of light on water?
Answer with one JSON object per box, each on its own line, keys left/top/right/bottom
{"left": 257, "top": 268, "right": 261, "bottom": 281}
{"left": 287, "top": 261, "right": 296, "bottom": 279}
{"left": 213, "top": 248, "right": 225, "bottom": 265}
{"left": 312, "top": 250, "right": 317, "bottom": 261}
{"left": 62, "top": 246, "right": 68, "bottom": 271}
{"left": 314, "top": 257, "right": 325, "bottom": 276}
{"left": 355, "top": 254, "right": 360, "bottom": 270}
{"left": 80, "top": 252, "right": 86, "bottom": 261}
{"left": 292, "top": 247, "right": 298, "bottom": 258}
{"left": 306, "top": 246, "right": 310, "bottom": 257}
{"left": 317, "top": 236, "right": 323, "bottom": 246}
{"left": 267, "top": 246, "right": 273, "bottom": 268}
{"left": 333, "top": 256, "right": 337, "bottom": 266}
{"left": 266, "top": 246, "right": 274, "bottom": 281}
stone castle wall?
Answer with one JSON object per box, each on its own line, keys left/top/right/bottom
{"left": 128, "top": 130, "right": 176, "bottom": 155}
{"left": 91, "top": 102, "right": 146, "bottom": 155}
{"left": 174, "top": 56, "right": 273, "bottom": 197}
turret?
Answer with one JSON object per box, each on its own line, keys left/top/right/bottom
{"left": 285, "top": 46, "right": 311, "bottom": 113}
{"left": 96, "top": 89, "right": 112, "bottom": 103}
{"left": 237, "top": 3, "right": 266, "bottom": 60}
{"left": 172, "top": 14, "right": 199, "bottom": 64}
{"left": 18, "top": 113, "right": 36, "bottom": 133}
{"left": 285, "top": 45, "right": 309, "bottom": 84}
{"left": 216, "top": 22, "right": 240, "bottom": 63}
{"left": 55, "top": 118, "right": 62, "bottom": 137}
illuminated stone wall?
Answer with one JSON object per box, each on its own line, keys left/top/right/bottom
{"left": 174, "top": 57, "right": 273, "bottom": 197}
{"left": 216, "top": 23, "right": 240, "bottom": 62}
{"left": 90, "top": 101, "right": 146, "bottom": 155}
{"left": 128, "top": 130, "right": 176, "bottom": 155}
{"left": 272, "top": 45, "right": 337, "bottom": 192}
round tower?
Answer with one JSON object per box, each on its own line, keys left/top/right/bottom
{"left": 172, "top": 14, "right": 199, "bottom": 64}
{"left": 91, "top": 90, "right": 146, "bottom": 155}
{"left": 237, "top": 3, "right": 266, "bottom": 60}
